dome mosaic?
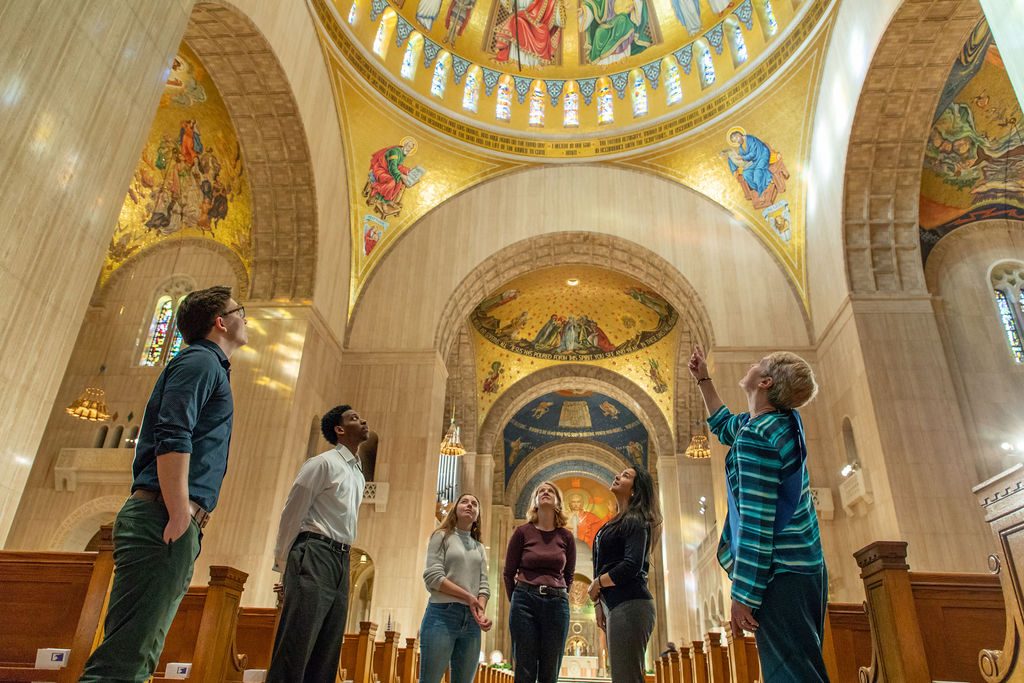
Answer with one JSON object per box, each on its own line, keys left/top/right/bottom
{"left": 312, "top": 0, "right": 826, "bottom": 154}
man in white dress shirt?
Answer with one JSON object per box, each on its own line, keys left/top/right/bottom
{"left": 266, "top": 404, "right": 368, "bottom": 683}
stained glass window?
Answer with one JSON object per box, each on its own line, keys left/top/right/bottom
{"left": 563, "top": 87, "right": 579, "bottom": 127}
{"left": 141, "top": 297, "right": 174, "bottom": 367}
{"left": 729, "top": 21, "right": 748, "bottom": 65}
{"left": 995, "top": 290, "right": 1024, "bottom": 363}
{"left": 597, "top": 80, "right": 614, "bottom": 125}
{"left": 698, "top": 44, "right": 716, "bottom": 88}
{"left": 496, "top": 77, "right": 512, "bottom": 121}
{"left": 664, "top": 58, "right": 682, "bottom": 105}
{"left": 168, "top": 328, "right": 184, "bottom": 361}
{"left": 431, "top": 53, "right": 450, "bottom": 97}
{"left": 401, "top": 34, "right": 423, "bottom": 80}
{"left": 528, "top": 82, "right": 545, "bottom": 127}
{"left": 348, "top": 0, "right": 358, "bottom": 24}
{"left": 373, "top": 9, "right": 397, "bottom": 58}
{"left": 762, "top": 0, "right": 778, "bottom": 36}
{"left": 631, "top": 72, "right": 647, "bottom": 118}
{"left": 463, "top": 67, "right": 481, "bottom": 112}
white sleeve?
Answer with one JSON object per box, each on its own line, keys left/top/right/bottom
{"left": 272, "top": 458, "right": 326, "bottom": 573}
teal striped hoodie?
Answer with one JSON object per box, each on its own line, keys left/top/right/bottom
{"left": 708, "top": 406, "right": 824, "bottom": 609}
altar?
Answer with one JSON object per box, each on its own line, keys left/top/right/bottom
{"left": 559, "top": 655, "right": 601, "bottom": 679}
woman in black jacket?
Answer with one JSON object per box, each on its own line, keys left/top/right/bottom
{"left": 588, "top": 465, "right": 663, "bottom": 683}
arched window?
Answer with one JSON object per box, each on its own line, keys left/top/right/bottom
{"left": 992, "top": 262, "right": 1024, "bottom": 363}
{"left": 401, "top": 33, "right": 424, "bottom": 80}
{"left": 107, "top": 425, "right": 125, "bottom": 449}
{"left": 431, "top": 52, "right": 451, "bottom": 97}
{"left": 140, "top": 276, "right": 195, "bottom": 367}
{"left": 697, "top": 41, "right": 716, "bottom": 88}
{"left": 663, "top": 56, "right": 683, "bottom": 105}
{"left": 726, "top": 18, "right": 748, "bottom": 66}
{"left": 373, "top": 9, "right": 398, "bottom": 58}
{"left": 563, "top": 81, "right": 580, "bottom": 127}
{"left": 630, "top": 70, "right": 647, "bottom": 118}
{"left": 463, "top": 66, "right": 481, "bottom": 112}
{"left": 528, "top": 80, "right": 546, "bottom": 127}
{"left": 842, "top": 417, "right": 859, "bottom": 468}
{"left": 755, "top": 0, "right": 778, "bottom": 39}
{"left": 496, "top": 75, "right": 513, "bottom": 121}
{"left": 596, "top": 77, "right": 614, "bottom": 125}
{"left": 348, "top": 0, "right": 358, "bottom": 24}
{"left": 93, "top": 426, "right": 109, "bottom": 449}
{"left": 125, "top": 425, "right": 140, "bottom": 449}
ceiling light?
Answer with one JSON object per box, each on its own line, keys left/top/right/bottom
{"left": 684, "top": 435, "right": 711, "bottom": 459}
{"left": 566, "top": 278, "right": 579, "bottom": 286}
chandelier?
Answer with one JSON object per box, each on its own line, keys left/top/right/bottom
{"left": 684, "top": 434, "right": 711, "bottom": 460}
{"left": 439, "top": 407, "right": 466, "bottom": 456}
{"left": 65, "top": 387, "right": 112, "bottom": 422}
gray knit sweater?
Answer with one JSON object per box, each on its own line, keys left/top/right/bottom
{"left": 422, "top": 528, "right": 491, "bottom": 604}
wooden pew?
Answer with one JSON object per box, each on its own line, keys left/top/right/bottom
{"left": 152, "top": 565, "right": 249, "bottom": 682}
{"left": 822, "top": 603, "right": 871, "bottom": 683}
{"left": 373, "top": 629, "right": 400, "bottom": 683}
{"left": 690, "top": 640, "right": 709, "bottom": 683}
{"left": 235, "top": 607, "right": 277, "bottom": 670}
{"left": 676, "top": 644, "right": 694, "bottom": 683}
{"left": 706, "top": 632, "right": 728, "bottom": 683}
{"left": 0, "top": 525, "right": 114, "bottom": 683}
{"left": 974, "top": 463, "right": 1024, "bottom": 682}
{"left": 396, "top": 636, "right": 418, "bottom": 683}
{"left": 339, "top": 621, "right": 377, "bottom": 683}
{"left": 656, "top": 655, "right": 665, "bottom": 683}
{"left": 725, "top": 626, "right": 758, "bottom": 683}
{"left": 855, "top": 540, "right": 1003, "bottom": 683}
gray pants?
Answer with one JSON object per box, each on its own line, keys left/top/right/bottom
{"left": 604, "top": 598, "right": 655, "bottom": 683}
{"left": 266, "top": 536, "right": 351, "bottom": 683}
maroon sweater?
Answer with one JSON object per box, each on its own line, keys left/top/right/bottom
{"left": 502, "top": 523, "right": 577, "bottom": 600}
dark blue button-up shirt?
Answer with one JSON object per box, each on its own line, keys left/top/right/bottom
{"left": 132, "top": 338, "right": 234, "bottom": 512}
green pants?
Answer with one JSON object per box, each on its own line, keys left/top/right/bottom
{"left": 79, "top": 497, "right": 201, "bottom": 683}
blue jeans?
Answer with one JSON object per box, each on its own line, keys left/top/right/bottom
{"left": 419, "top": 602, "right": 481, "bottom": 683}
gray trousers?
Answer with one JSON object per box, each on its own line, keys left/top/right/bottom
{"left": 266, "top": 536, "right": 351, "bottom": 683}
{"left": 604, "top": 598, "right": 655, "bottom": 683}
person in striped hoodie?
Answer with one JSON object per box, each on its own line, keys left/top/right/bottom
{"left": 689, "top": 344, "right": 830, "bottom": 683}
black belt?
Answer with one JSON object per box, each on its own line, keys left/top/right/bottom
{"left": 516, "top": 582, "right": 567, "bottom": 597}
{"left": 130, "top": 489, "right": 211, "bottom": 529}
{"left": 296, "top": 530, "right": 351, "bottom": 554}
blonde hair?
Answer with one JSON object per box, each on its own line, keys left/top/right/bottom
{"left": 526, "top": 481, "right": 569, "bottom": 528}
{"left": 436, "top": 493, "right": 482, "bottom": 542}
{"left": 763, "top": 351, "right": 818, "bottom": 409}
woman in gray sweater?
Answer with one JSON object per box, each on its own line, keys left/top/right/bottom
{"left": 420, "top": 493, "right": 493, "bottom": 683}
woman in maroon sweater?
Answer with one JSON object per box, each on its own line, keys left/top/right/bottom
{"left": 503, "top": 481, "right": 576, "bottom": 683}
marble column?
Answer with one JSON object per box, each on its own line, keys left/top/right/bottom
{"left": 656, "top": 455, "right": 689, "bottom": 644}
{"left": 0, "top": 0, "right": 194, "bottom": 543}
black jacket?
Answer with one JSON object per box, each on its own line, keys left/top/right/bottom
{"left": 592, "top": 518, "right": 652, "bottom": 610}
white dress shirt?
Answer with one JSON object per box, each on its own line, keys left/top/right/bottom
{"left": 273, "top": 443, "right": 365, "bottom": 572}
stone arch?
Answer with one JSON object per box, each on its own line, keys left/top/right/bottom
{"left": 437, "top": 232, "right": 714, "bottom": 450}
{"left": 48, "top": 495, "right": 124, "bottom": 551}
{"left": 105, "top": 2, "right": 319, "bottom": 301}
{"left": 478, "top": 365, "right": 674, "bottom": 481}
{"left": 842, "top": 0, "right": 982, "bottom": 294}
{"left": 505, "top": 440, "right": 624, "bottom": 512}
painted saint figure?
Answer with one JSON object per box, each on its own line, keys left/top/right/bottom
{"left": 417, "top": 0, "right": 443, "bottom": 30}
{"left": 671, "top": 0, "right": 701, "bottom": 35}
{"left": 578, "top": 0, "right": 655, "bottom": 65}
{"left": 444, "top": 0, "right": 477, "bottom": 46}
{"left": 362, "top": 137, "right": 425, "bottom": 219}
{"left": 492, "top": 0, "right": 565, "bottom": 66}
{"left": 720, "top": 127, "right": 789, "bottom": 210}
{"left": 566, "top": 493, "right": 605, "bottom": 548}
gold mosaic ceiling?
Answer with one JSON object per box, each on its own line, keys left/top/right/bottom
{"left": 312, "top": 0, "right": 825, "bottom": 148}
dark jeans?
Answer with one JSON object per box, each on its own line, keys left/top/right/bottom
{"left": 418, "top": 602, "right": 481, "bottom": 683}
{"left": 80, "top": 497, "right": 201, "bottom": 683}
{"left": 509, "top": 586, "right": 570, "bottom": 683}
{"left": 753, "top": 564, "right": 830, "bottom": 683}
{"left": 605, "top": 598, "right": 655, "bottom": 683}
{"left": 266, "top": 536, "right": 351, "bottom": 683}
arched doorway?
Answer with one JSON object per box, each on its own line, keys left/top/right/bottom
{"left": 348, "top": 547, "right": 375, "bottom": 628}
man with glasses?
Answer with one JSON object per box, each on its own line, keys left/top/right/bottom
{"left": 81, "top": 285, "right": 248, "bottom": 683}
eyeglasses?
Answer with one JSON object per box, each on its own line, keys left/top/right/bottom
{"left": 221, "top": 306, "right": 246, "bottom": 320}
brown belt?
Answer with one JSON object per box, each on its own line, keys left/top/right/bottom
{"left": 130, "top": 489, "right": 211, "bottom": 529}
